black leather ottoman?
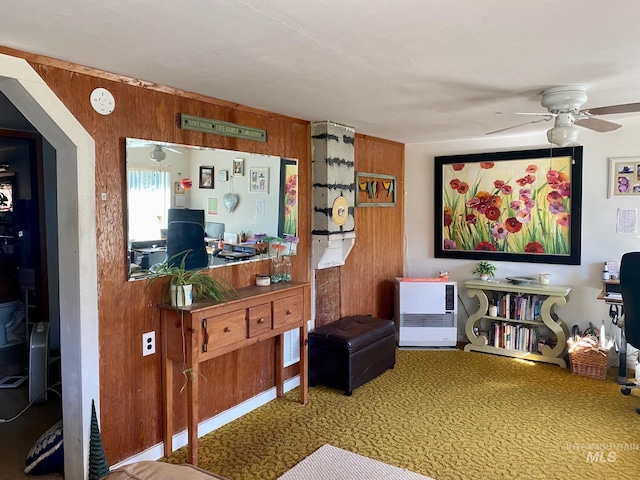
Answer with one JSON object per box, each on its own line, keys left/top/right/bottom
{"left": 309, "top": 315, "right": 396, "bottom": 395}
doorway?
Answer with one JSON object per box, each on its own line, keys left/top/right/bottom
{"left": 0, "top": 53, "right": 100, "bottom": 480}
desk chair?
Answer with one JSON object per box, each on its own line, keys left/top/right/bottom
{"left": 620, "top": 251, "right": 640, "bottom": 414}
{"left": 166, "top": 221, "right": 209, "bottom": 270}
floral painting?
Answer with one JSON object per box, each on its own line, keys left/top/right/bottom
{"left": 278, "top": 158, "right": 298, "bottom": 237}
{"left": 435, "top": 147, "right": 583, "bottom": 265}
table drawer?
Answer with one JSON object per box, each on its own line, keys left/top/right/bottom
{"left": 205, "top": 310, "right": 247, "bottom": 348}
{"left": 248, "top": 303, "right": 272, "bottom": 337}
{"left": 273, "top": 294, "right": 302, "bottom": 329}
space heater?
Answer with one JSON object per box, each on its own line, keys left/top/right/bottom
{"left": 394, "top": 279, "right": 458, "bottom": 347}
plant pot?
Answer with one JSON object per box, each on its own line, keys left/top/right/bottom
{"left": 480, "top": 274, "right": 489, "bottom": 281}
{"left": 170, "top": 284, "right": 193, "bottom": 307}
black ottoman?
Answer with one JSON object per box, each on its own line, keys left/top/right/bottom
{"left": 309, "top": 315, "right": 396, "bottom": 395}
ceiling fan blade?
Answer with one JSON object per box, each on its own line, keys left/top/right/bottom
{"left": 584, "top": 102, "right": 640, "bottom": 116}
{"left": 486, "top": 117, "right": 552, "bottom": 135}
{"left": 496, "top": 112, "right": 555, "bottom": 117}
{"left": 574, "top": 117, "right": 622, "bottom": 132}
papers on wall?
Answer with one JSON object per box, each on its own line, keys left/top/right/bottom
{"left": 617, "top": 208, "right": 637, "bottom": 233}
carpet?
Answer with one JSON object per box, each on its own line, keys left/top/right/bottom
{"left": 277, "top": 444, "right": 436, "bottom": 480}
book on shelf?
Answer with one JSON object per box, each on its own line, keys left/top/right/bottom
{"left": 493, "top": 293, "right": 542, "bottom": 322}
{"left": 490, "top": 321, "right": 540, "bottom": 353}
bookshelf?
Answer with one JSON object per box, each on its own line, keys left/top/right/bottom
{"left": 464, "top": 279, "right": 572, "bottom": 367}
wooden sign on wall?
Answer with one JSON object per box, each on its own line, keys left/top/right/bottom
{"left": 179, "top": 113, "right": 267, "bottom": 142}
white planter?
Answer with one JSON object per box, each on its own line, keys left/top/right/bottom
{"left": 170, "top": 284, "right": 193, "bottom": 307}
{"left": 480, "top": 274, "right": 489, "bottom": 281}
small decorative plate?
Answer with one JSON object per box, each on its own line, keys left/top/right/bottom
{"left": 506, "top": 276, "right": 536, "bottom": 285}
{"left": 332, "top": 196, "right": 349, "bottom": 226}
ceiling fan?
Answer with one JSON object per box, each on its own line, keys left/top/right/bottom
{"left": 487, "top": 85, "right": 640, "bottom": 146}
{"left": 127, "top": 140, "right": 183, "bottom": 163}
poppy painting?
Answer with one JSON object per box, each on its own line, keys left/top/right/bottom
{"left": 434, "top": 147, "right": 583, "bottom": 265}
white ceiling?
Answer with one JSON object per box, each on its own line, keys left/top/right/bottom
{"left": 2, "top": 0, "right": 640, "bottom": 145}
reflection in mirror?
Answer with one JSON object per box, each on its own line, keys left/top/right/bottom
{"left": 126, "top": 138, "right": 298, "bottom": 280}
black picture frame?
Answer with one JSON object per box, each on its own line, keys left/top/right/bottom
{"left": 199, "top": 166, "right": 214, "bottom": 189}
{"left": 434, "top": 146, "right": 583, "bottom": 265}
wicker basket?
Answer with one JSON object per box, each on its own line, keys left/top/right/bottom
{"left": 568, "top": 344, "right": 609, "bottom": 380}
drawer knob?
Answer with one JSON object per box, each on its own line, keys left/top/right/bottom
{"left": 224, "top": 326, "right": 231, "bottom": 333}
{"left": 258, "top": 318, "right": 265, "bottom": 324}
{"left": 286, "top": 310, "right": 292, "bottom": 315}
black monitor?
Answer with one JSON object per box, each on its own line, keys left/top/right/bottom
{"left": 167, "top": 208, "right": 205, "bottom": 228}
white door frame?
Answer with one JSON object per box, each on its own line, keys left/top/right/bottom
{"left": 0, "top": 53, "right": 99, "bottom": 480}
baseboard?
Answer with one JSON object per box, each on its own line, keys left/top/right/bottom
{"left": 110, "top": 375, "right": 301, "bottom": 469}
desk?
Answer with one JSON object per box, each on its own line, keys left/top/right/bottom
{"left": 158, "top": 282, "right": 309, "bottom": 466}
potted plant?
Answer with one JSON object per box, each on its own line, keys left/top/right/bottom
{"left": 146, "top": 250, "right": 236, "bottom": 307}
{"left": 473, "top": 260, "right": 497, "bottom": 281}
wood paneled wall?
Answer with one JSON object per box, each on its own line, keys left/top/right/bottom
{"left": 341, "top": 135, "right": 405, "bottom": 319}
{"left": 1, "top": 47, "right": 404, "bottom": 464}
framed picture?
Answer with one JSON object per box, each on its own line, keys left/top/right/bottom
{"left": 608, "top": 157, "right": 640, "bottom": 197}
{"left": 356, "top": 172, "right": 396, "bottom": 207}
{"left": 233, "top": 158, "right": 244, "bottom": 176}
{"left": 434, "top": 146, "right": 583, "bottom": 265}
{"left": 199, "top": 166, "right": 214, "bottom": 189}
{"left": 249, "top": 167, "right": 269, "bottom": 193}
{"left": 278, "top": 158, "right": 298, "bottom": 237}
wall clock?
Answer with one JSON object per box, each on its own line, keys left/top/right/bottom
{"left": 90, "top": 87, "right": 115, "bottom": 115}
{"left": 332, "top": 196, "right": 348, "bottom": 226}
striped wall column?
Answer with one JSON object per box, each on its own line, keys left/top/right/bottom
{"left": 311, "top": 121, "right": 356, "bottom": 270}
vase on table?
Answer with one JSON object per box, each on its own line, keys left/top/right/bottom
{"left": 270, "top": 256, "right": 292, "bottom": 284}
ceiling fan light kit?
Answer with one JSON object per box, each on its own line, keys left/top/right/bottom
{"left": 547, "top": 125, "right": 579, "bottom": 147}
{"left": 149, "top": 145, "right": 167, "bottom": 162}
{"left": 489, "top": 84, "right": 639, "bottom": 146}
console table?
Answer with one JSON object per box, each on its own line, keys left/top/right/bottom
{"left": 464, "top": 279, "right": 571, "bottom": 367}
{"left": 158, "top": 282, "right": 310, "bottom": 465}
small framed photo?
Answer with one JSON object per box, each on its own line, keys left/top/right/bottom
{"left": 608, "top": 157, "right": 640, "bottom": 197}
{"left": 233, "top": 158, "right": 244, "bottom": 176}
{"left": 199, "top": 166, "right": 214, "bottom": 189}
{"left": 249, "top": 167, "right": 269, "bottom": 193}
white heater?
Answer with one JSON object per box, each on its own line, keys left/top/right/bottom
{"left": 394, "top": 279, "right": 458, "bottom": 347}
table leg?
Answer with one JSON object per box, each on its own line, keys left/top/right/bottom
{"left": 186, "top": 368, "right": 199, "bottom": 465}
{"left": 275, "top": 334, "right": 284, "bottom": 397}
{"left": 299, "top": 323, "right": 308, "bottom": 405}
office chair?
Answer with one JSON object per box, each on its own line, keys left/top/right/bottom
{"left": 619, "top": 251, "right": 640, "bottom": 414}
{"left": 166, "top": 221, "right": 209, "bottom": 270}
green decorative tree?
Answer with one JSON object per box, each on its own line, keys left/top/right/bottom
{"left": 88, "top": 399, "right": 110, "bottom": 480}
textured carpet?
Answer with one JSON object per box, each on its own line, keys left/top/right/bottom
{"left": 277, "top": 444, "right": 435, "bottom": 480}
{"left": 165, "top": 349, "right": 640, "bottom": 480}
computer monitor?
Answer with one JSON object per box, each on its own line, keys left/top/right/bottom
{"left": 205, "top": 222, "right": 225, "bottom": 240}
{"left": 167, "top": 208, "right": 205, "bottom": 228}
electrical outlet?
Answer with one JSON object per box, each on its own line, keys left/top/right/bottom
{"left": 142, "top": 331, "right": 156, "bottom": 356}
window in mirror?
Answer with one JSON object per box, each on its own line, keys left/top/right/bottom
{"left": 127, "top": 166, "right": 170, "bottom": 241}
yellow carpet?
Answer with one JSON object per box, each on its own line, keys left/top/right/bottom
{"left": 165, "top": 349, "right": 640, "bottom": 480}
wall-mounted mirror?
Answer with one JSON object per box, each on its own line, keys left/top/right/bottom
{"left": 126, "top": 138, "right": 298, "bottom": 280}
